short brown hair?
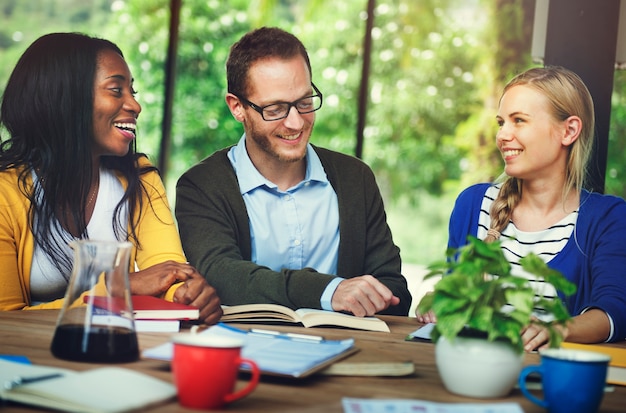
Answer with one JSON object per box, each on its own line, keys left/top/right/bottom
{"left": 226, "top": 27, "right": 312, "bottom": 97}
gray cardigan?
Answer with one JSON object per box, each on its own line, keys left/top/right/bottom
{"left": 175, "top": 145, "right": 411, "bottom": 315}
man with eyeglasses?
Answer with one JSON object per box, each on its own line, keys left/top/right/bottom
{"left": 175, "top": 27, "right": 411, "bottom": 317}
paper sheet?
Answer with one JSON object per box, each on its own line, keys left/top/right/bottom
{"left": 342, "top": 398, "right": 524, "bottom": 413}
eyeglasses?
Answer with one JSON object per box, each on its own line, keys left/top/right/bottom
{"left": 235, "top": 83, "right": 323, "bottom": 121}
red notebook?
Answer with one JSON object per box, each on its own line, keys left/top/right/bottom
{"left": 87, "top": 295, "right": 200, "bottom": 320}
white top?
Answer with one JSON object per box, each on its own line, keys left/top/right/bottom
{"left": 30, "top": 168, "right": 127, "bottom": 303}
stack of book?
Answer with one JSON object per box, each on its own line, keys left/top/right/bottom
{"left": 91, "top": 295, "right": 200, "bottom": 333}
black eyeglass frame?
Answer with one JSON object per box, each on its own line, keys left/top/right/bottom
{"left": 235, "top": 83, "right": 323, "bottom": 121}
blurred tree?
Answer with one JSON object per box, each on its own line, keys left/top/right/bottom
{"left": 103, "top": 0, "right": 265, "bottom": 189}
{"left": 1, "top": 0, "right": 624, "bottom": 265}
{"left": 357, "top": 0, "right": 482, "bottom": 200}
{"left": 0, "top": 0, "right": 114, "bottom": 89}
{"left": 240, "top": 0, "right": 484, "bottom": 201}
{"left": 103, "top": 0, "right": 485, "bottom": 202}
{"left": 1, "top": 0, "right": 623, "bottom": 203}
{"left": 607, "top": 69, "right": 626, "bottom": 198}
{"left": 453, "top": 0, "right": 536, "bottom": 188}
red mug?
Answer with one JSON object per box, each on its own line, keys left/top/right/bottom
{"left": 171, "top": 334, "right": 260, "bottom": 410}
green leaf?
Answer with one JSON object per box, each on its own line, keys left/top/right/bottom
{"left": 436, "top": 309, "right": 471, "bottom": 340}
{"left": 538, "top": 298, "right": 572, "bottom": 324}
{"left": 433, "top": 274, "right": 470, "bottom": 296}
{"left": 505, "top": 308, "right": 532, "bottom": 325}
{"left": 432, "top": 293, "right": 469, "bottom": 317}
{"left": 520, "top": 254, "right": 577, "bottom": 296}
{"left": 491, "top": 316, "right": 524, "bottom": 352}
{"left": 470, "top": 306, "right": 493, "bottom": 327}
{"left": 505, "top": 289, "right": 534, "bottom": 315}
{"left": 416, "top": 292, "right": 434, "bottom": 314}
{"left": 467, "top": 236, "right": 511, "bottom": 275}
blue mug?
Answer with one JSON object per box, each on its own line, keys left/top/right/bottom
{"left": 518, "top": 348, "right": 610, "bottom": 413}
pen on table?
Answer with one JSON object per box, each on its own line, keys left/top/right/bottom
{"left": 249, "top": 328, "right": 325, "bottom": 342}
{"left": 4, "top": 373, "right": 64, "bottom": 390}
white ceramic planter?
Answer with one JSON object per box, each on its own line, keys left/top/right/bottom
{"left": 435, "top": 335, "right": 524, "bottom": 398}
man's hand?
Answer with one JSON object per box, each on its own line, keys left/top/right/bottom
{"left": 331, "top": 275, "right": 400, "bottom": 317}
{"left": 173, "top": 272, "right": 223, "bottom": 325}
{"left": 129, "top": 261, "right": 222, "bottom": 325}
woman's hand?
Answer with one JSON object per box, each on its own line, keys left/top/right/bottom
{"left": 521, "top": 309, "right": 609, "bottom": 351}
{"left": 415, "top": 309, "right": 437, "bottom": 324}
{"left": 129, "top": 260, "right": 197, "bottom": 296}
{"left": 521, "top": 322, "right": 552, "bottom": 352}
{"left": 521, "top": 319, "right": 570, "bottom": 352}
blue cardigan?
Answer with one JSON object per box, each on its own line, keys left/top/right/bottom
{"left": 449, "top": 183, "right": 626, "bottom": 342}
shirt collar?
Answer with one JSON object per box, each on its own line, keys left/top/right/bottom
{"left": 228, "top": 134, "right": 329, "bottom": 195}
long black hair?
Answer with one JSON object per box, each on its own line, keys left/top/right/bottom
{"left": 0, "top": 32, "right": 156, "bottom": 276}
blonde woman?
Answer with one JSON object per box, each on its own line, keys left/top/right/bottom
{"left": 418, "top": 66, "right": 626, "bottom": 350}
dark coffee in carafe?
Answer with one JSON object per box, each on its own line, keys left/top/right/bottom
{"left": 50, "top": 240, "right": 138, "bottom": 363}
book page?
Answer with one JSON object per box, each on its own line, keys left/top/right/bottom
{"left": 405, "top": 323, "right": 435, "bottom": 341}
{"left": 135, "top": 319, "right": 180, "bottom": 332}
{"left": 294, "top": 308, "right": 390, "bottom": 332}
{"left": 608, "top": 366, "right": 626, "bottom": 386}
{"left": 221, "top": 303, "right": 300, "bottom": 322}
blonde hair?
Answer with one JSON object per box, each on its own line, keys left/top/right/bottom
{"left": 485, "top": 66, "right": 595, "bottom": 242}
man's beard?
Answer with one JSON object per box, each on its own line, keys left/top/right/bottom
{"left": 250, "top": 130, "right": 308, "bottom": 163}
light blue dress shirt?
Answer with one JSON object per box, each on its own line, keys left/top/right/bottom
{"left": 228, "top": 135, "right": 342, "bottom": 310}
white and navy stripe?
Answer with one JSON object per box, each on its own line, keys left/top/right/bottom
{"left": 477, "top": 184, "right": 578, "bottom": 302}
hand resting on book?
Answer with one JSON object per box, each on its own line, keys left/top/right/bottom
{"left": 331, "top": 275, "right": 400, "bottom": 317}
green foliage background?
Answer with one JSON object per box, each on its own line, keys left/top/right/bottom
{"left": 1, "top": 0, "right": 624, "bottom": 264}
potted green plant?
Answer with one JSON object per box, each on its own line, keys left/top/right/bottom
{"left": 417, "top": 235, "right": 576, "bottom": 398}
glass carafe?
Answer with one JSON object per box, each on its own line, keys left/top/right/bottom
{"left": 50, "top": 240, "right": 138, "bottom": 363}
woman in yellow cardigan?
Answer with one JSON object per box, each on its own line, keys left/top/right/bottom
{"left": 0, "top": 33, "right": 222, "bottom": 324}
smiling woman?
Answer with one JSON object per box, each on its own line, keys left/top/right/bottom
{"left": 418, "top": 66, "right": 626, "bottom": 349}
{"left": 0, "top": 32, "right": 223, "bottom": 325}
{"left": 92, "top": 48, "right": 141, "bottom": 159}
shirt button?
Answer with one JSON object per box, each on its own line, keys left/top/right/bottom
{"left": 294, "top": 239, "right": 301, "bottom": 246}
{"left": 284, "top": 195, "right": 291, "bottom": 201}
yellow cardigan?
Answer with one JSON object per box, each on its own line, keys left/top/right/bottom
{"left": 0, "top": 158, "right": 184, "bottom": 311}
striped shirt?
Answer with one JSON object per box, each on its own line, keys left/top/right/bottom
{"left": 477, "top": 184, "right": 578, "bottom": 303}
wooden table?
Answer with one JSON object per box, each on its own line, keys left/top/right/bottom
{"left": 1, "top": 310, "right": 625, "bottom": 412}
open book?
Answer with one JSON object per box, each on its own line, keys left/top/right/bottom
{"left": 220, "top": 303, "right": 390, "bottom": 332}
{"left": 0, "top": 359, "right": 176, "bottom": 413}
